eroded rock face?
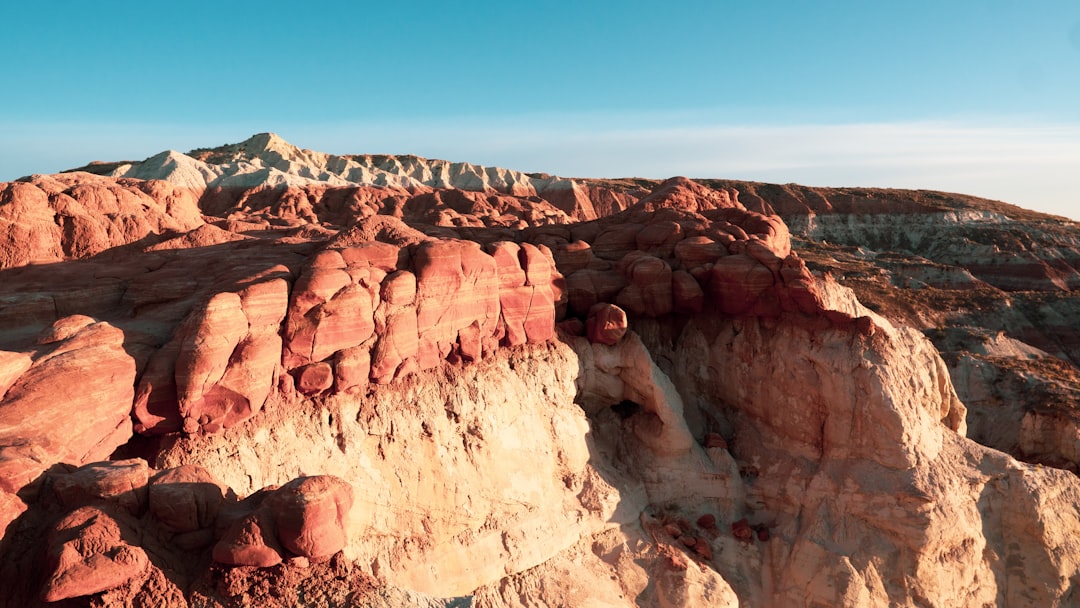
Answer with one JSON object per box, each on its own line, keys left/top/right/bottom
{"left": 43, "top": 506, "right": 150, "bottom": 602}
{"left": 2, "top": 135, "right": 1080, "bottom": 607}
{"left": 156, "top": 342, "right": 607, "bottom": 597}
{"left": 52, "top": 459, "right": 150, "bottom": 516}
{"left": 0, "top": 173, "right": 202, "bottom": 269}
{"left": 586, "top": 303, "right": 627, "bottom": 346}
{"left": 148, "top": 464, "right": 228, "bottom": 535}
{"left": 136, "top": 277, "right": 289, "bottom": 435}
{"left": 764, "top": 189, "right": 1080, "bottom": 475}
{"left": 267, "top": 476, "right": 353, "bottom": 560}
{"left": 0, "top": 320, "right": 135, "bottom": 511}
{"left": 279, "top": 236, "right": 561, "bottom": 392}
{"left": 1, "top": 458, "right": 356, "bottom": 605}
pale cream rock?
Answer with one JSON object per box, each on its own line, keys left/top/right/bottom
{"left": 104, "top": 133, "right": 587, "bottom": 216}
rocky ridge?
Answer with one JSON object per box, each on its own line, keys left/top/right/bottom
{"left": 0, "top": 134, "right": 1078, "bottom": 606}
{"left": 68, "top": 132, "right": 634, "bottom": 223}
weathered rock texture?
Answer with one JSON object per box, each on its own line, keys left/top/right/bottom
{"left": 705, "top": 181, "right": 1080, "bottom": 476}
{"left": 0, "top": 172, "right": 202, "bottom": 268}
{"left": 1, "top": 134, "right": 1079, "bottom": 607}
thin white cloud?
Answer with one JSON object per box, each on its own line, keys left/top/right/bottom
{"left": 2, "top": 119, "right": 1077, "bottom": 220}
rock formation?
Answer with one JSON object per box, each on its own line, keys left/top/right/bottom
{"left": 0, "top": 172, "right": 202, "bottom": 269}
{"left": 0, "top": 134, "right": 1078, "bottom": 606}
{"left": 702, "top": 180, "right": 1080, "bottom": 474}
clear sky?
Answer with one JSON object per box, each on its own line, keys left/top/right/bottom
{"left": 2, "top": 1, "right": 1078, "bottom": 218}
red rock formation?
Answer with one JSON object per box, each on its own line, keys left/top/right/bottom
{"left": 213, "top": 499, "right": 286, "bottom": 567}
{"left": 633, "top": 176, "right": 740, "bottom": 214}
{"left": 52, "top": 459, "right": 150, "bottom": 516}
{"left": 0, "top": 173, "right": 202, "bottom": 269}
{"left": 211, "top": 475, "right": 352, "bottom": 567}
{"left": 296, "top": 362, "right": 335, "bottom": 395}
{"left": 696, "top": 513, "right": 717, "bottom": 530}
{"left": 136, "top": 275, "right": 289, "bottom": 435}
{"left": 269, "top": 476, "right": 353, "bottom": 560}
{"left": 586, "top": 303, "right": 628, "bottom": 346}
{"left": 0, "top": 321, "right": 135, "bottom": 504}
{"left": 0, "top": 169, "right": 839, "bottom": 545}
{"left": 42, "top": 506, "right": 150, "bottom": 602}
{"left": 148, "top": 464, "right": 227, "bottom": 539}
{"left": 276, "top": 234, "right": 562, "bottom": 391}
{"left": 0, "top": 451, "right": 353, "bottom": 602}
{"left": 2, "top": 135, "right": 1079, "bottom": 607}
{"left": 730, "top": 519, "right": 753, "bottom": 543}
{"left": 551, "top": 179, "right": 825, "bottom": 327}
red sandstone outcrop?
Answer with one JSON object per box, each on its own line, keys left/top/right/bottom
{"left": 0, "top": 320, "right": 135, "bottom": 524}
{"left": 1, "top": 456, "right": 353, "bottom": 604}
{"left": 212, "top": 475, "right": 353, "bottom": 567}
{"left": 135, "top": 275, "right": 289, "bottom": 435}
{"left": 42, "top": 505, "right": 151, "bottom": 602}
{"left": 265, "top": 476, "right": 353, "bottom": 561}
{"left": 1, "top": 135, "right": 1079, "bottom": 607}
{"left": 0, "top": 173, "right": 202, "bottom": 268}
{"left": 278, "top": 233, "right": 561, "bottom": 392}
{"left": 586, "top": 303, "right": 628, "bottom": 346}
{"left": 549, "top": 202, "right": 826, "bottom": 326}
{"left": 149, "top": 464, "right": 228, "bottom": 539}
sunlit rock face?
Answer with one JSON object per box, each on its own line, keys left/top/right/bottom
{"left": 1, "top": 134, "right": 1079, "bottom": 607}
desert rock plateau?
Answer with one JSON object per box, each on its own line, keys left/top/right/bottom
{"left": 2, "top": 133, "right": 1080, "bottom": 607}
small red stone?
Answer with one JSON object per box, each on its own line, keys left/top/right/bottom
{"left": 731, "top": 518, "right": 753, "bottom": 543}
{"left": 662, "top": 546, "right": 688, "bottom": 571}
{"left": 696, "top": 514, "right": 717, "bottom": 530}
{"left": 585, "top": 303, "right": 627, "bottom": 346}
{"left": 694, "top": 541, "right": 714, "bottom": 561}
{"left": 296, "top": 362, "right": 334, "bottom": 395}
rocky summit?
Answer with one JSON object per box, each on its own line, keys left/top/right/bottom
{"left": 1, "top": 133, "right": 1079, "bottom": 607}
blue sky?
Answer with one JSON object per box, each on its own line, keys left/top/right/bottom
{"left": 2, "top": 1, "right": 1078, "bottom": 218}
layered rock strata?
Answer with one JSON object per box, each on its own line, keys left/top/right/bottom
{"left": 1, "top": 135, "right": 1079, "bottom": 606}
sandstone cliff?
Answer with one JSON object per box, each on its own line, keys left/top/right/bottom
{"left": 1, "top": 135, "right": 1078, "bottom": 607}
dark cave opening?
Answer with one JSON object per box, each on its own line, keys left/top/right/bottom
{"left": 611, "top": 399, "right": 642, "bottom": 420}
